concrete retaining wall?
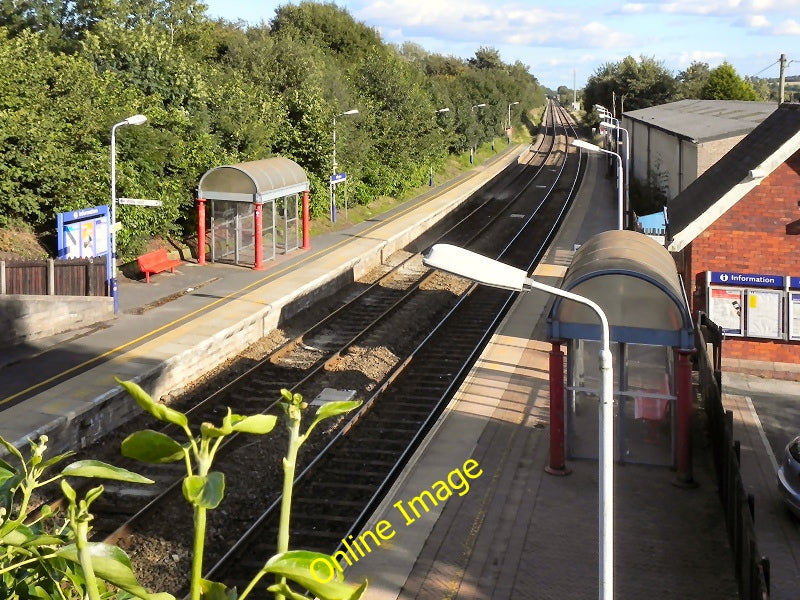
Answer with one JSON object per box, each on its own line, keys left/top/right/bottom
{"left": 0, "top": 295, "right": 114, "bottom": 346}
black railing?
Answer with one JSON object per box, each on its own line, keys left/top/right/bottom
{"left": 696, "top": 312, "right": 770, "bottom": 600}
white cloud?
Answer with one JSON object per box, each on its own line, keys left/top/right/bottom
{"left": 676, "top": 50, "right": 727, "bottom": 67}
{"left": 772, "top": 18, "right": 800, "bottom": 34}
{"left": 743, "top": 14, "right": 770, "bottom": 27}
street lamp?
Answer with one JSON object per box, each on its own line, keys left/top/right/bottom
{"left": 110, "top": 113, "right": 147, "bottom": 313}
{"left": 421, "top": 243, "right": 614, "bottom": 600}
{"left": 572, "top": 139, "right": 624, "bottom": 231}
{"left": 600, "top": 120, "right": 630, "bottom": 229}
{"left": 507, "top": 101, "right": 519, "bottom": 130}
{"left": 331, "top": 109, "right": 359, "bottom": 222}
{"left": 470, "top": 103, "right": 486, "bottom": 163}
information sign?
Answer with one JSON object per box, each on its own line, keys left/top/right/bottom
{"left": 708, "top": 271, "right": 784, "bottom": 288}
{"left": 330, "top": 172, "right": 347, "bottom": 184}
{"left": 745, "top": 289, "right": 783, "bottom": 339}
{"left": 708, "top": 287, "right": 744, "bottom": 336}
{"left": 790, "top": 277, "right": 800, "bottom": 290}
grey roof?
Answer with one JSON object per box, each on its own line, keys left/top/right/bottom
{"left": 624, "top": 99, "right": 779, "bottom": 143}
{"left": 197, "top": 157, "right": 309, "bottom": 203}
{"left": 667, "top": 103, "right": 800, "bottom": 252}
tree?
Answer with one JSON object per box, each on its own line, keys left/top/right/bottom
{"left": 583, "top": 55, "right": 677, "bottom": 118}
{"left": 701, "top": 62, "right": 758, "bottom": 100}
{"left": 676, "top": 61, "right": 710, "bottom": 99}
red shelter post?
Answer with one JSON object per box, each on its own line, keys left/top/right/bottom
{"left": 546, "top": 340, "right": 570, "bottom": 475}
{"left": 254, "top": 202, "right": 264, "bottom": 271}
{"left": 302, "top": 190, "right": 310, "bottom": 250}
{"left": 675, "top": 349, "right": 695, "bottom": 487}
{"left": 197, "top": 197, "right": 206, "bottom": 265}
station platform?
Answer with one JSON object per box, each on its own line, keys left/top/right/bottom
{"left": 0, "top": 145, "right": 525, "bottom": 456}
{"left": 1, "top": 141, "right": 798, "bottom": 598}
{"left": 343, "top": 153, "right": 740, "bottom": 599}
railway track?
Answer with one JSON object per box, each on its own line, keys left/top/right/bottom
{"left": 69, "top": 100, "right": 583, "bottom": 596}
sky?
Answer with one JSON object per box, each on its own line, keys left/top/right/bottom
{"left": 202, "top": 0, "right": 800, "bottom": 91}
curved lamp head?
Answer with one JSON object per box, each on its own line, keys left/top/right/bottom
{"left": 124, "top": 114, "right": 147, "bottom": 126}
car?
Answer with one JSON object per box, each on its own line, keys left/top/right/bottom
{"left": 777, "top": 435, "right": 800, "bottom": 519}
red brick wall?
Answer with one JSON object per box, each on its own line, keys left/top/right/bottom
{"left": 683, "top": 151, "right": 800, "bottom": 364}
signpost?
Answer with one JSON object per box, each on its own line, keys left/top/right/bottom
{"left": 117, "top": 198, "right": 163, "bottom": 207}
{"left": 329, "top": 172, "right": 347, "bottom": 222}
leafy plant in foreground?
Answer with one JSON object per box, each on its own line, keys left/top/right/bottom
{"left": 0, "top": 434, "right": 171, "bottom": 600}
{"left": 118, "top": 380, "right": 366, "bottom": 600}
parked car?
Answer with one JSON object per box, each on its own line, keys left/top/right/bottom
{"left": 777, "top": 434, "right": 800, "bottom": 519}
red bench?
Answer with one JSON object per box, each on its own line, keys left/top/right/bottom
{"left": 137, "top": 248, "right": 182, "bottom": 283}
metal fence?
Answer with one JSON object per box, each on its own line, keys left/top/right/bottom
{"left": 696, "top": 311, "right": 770, "bottom": 600}
{"left": 0, "top": 257, "right": 108, "bottom": 297}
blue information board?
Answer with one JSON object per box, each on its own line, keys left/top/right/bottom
{"left": 708, "top": 271, "right": 784, "bottom": 288}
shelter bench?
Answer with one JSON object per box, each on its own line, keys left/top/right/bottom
{"left": 137, "top": 248, "right": 182, "bottom": 283}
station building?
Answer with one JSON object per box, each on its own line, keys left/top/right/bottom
{"left": 621, "top": 101, "right": 800, "bottom": 379}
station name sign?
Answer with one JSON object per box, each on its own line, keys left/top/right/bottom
{"left": 708, "top": 271, "right": 784, "bottom": 288}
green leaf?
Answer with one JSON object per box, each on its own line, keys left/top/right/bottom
{"left": 116, "top": 379, "right": 188, "bottom": 429}
{"left": 61, "top": 460, "right": 153, "bottom": 484}
{"left": 0, "top": 525, "right": 64, "bottom": 548}
{"left": 200, "top": 422, "right": 230, "bottom": 439}
{"left": 56, "top": 542, "right": 176, "bottom": 600}
{"left": 229, "top": 414, "right": 277, "bottom": 435}
{"left": 198, "top": 579, "right": 238, "bottom": 600}
{"left": 314, "top": 400, "right": 361, "bottom": 422}
{"left": 262, "top": 550, "right": 367, "bottom": 600}
{"left": 0, "top": 436, "right": 23, "bottom": 463}
{"left": 121, "top": 430, "right": 185, "bottom": 463}
{"left": 182, "top": 472, "right": 225, "bottom": 509}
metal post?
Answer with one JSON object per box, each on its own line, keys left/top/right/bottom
{"left": 546, "top": 341, "right": 570, "bottom": 475}
{"left": 197, "top": 198, "right": 206, "bottom": 265}
{"left": 301, "top": 190, "right": 310, "bottom": 249}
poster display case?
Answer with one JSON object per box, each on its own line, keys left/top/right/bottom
{"left": 706, "top": 271, "right": 789, "bottom": 341}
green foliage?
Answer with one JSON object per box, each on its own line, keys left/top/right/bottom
{"left": 583, "top": 55, "right": 677, "bottom": 119}
{"left": 0, "top": 434, "right": 169, "bottom": 600}
{"left": 701, "top": 62, "right": 759, "bottom": 101}
{"left": 118, "top": 379, "right": 364, "bottom": 600}
{"left": 0, "top": 1, "right": 548, "bottom": 250}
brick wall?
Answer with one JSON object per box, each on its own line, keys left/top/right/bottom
{"left": 684, "top": 151, "right": 800, "bottom": 366}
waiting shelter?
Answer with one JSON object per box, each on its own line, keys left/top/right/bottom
{"left": 196, "top": 157, "right": 310, "bottom": 270}
{"left": 545, "top": 230, "right": 695, "bottom": 482}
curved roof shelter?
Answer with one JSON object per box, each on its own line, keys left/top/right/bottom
{"left": 197, "top": 157, "right": 309, "bottom": 203}
{"left": 548, "top": 230, "right": 693, "bottom": 350}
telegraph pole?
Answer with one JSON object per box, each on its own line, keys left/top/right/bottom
{"left": 779, "top": 53, "right": 787, "bottom": 103}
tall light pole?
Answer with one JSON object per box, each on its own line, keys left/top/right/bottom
{"left": 421, "top": 243, "right": 614, "bottom": 600}
{"left": 507, "top": 101, "right": 519, "bottom": 130}
{"left": 573, "top": 139, "right": 624, "bottom": 231}
{"left": 330, "top": 109, "right": 359, "bottom": 222}
{"left": 110, "top": 114, "right": 147, "bottom": 313}
{"left": 470, "top": 103, "right": 486, "bottom": 163}
{"left": 600, "top": 120, "right": 630, "bottom": 229}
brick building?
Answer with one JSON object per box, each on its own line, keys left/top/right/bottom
{"left": 666, "top": 103, "right": 800, "bottom": 378}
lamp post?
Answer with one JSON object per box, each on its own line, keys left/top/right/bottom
{"left": 331, "top": 109, "right": 359, "bottom": 222}
{"left": 430, "top": 108, "right": 450, "bottom": 186}
{"left": 422, "top": 243, "right": 614, "bottom": 600}
{"left": 110, "top": 114, "right": 147, "bottom": 313}
{"left": 572, "top": 139, "right": 624, "bottom": 231}
{"left": 470, "top": 103, "right": 486, "bottom": 163}
{"left": 507, "top": 101, "right": 519, "bottom": 143}
{"left": 600, "top": 120, "right": 630, "bottom": 229}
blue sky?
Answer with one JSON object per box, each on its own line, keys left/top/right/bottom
{"left": 202, "top": 0, "right": 800, "bottom": 91}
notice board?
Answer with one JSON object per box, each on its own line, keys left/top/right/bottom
{"left": 790, "top": 292, "right": 800, "bottom": 342}
{"left": 708, "top": 287, "right": 744, "bottom": 336}
{"left": 745, "top": 289, "right": 783, "bottom": 339}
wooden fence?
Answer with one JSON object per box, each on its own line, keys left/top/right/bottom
{"left": 0, "top": 257, "right": 108, "bottom": 297}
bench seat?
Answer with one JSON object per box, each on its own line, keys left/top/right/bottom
{"left": 137, "top": 248, "right": 182, "bottom": 283}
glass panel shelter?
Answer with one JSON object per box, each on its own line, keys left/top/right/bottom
{"left": 196, "top": 157, "right": 309, "bottom": 270}
{"left": 546, "top": 230, "right": 695, "bottom": 482}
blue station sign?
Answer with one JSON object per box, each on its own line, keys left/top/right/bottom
{"left": 790, "top": 277, "right": 800, "bottom": 290}
{"left": 330, "top": 172, "right": 347, "bottom": 184}
{"left": 708, "top": 271, "right": 784, "bottom": 288}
